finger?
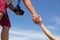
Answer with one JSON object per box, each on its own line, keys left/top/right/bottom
{"left": 32, "top": 18, "right": 40, "bottom": 24}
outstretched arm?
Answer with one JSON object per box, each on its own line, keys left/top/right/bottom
{"left": 34, "top": 16, "right": 58, "bottom": 40}
{"left": 23, "top": 0, "right": 37, "bottom": 15}
{"left": 23, "top": 0, "right": 40, "bottom": 23}
{"left": 38, "top": 23, "right": 58, "bottom": 40}
{"left": 23, "top": 0, "right": 58, "bottom": 40}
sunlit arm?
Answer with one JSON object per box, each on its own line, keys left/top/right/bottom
{"left": 23, "top": 0, "right": 38, "bottom": 16}
{"left": 38, "top": 23, "right": 58, "bottom": 40}
{"left": 23, "top": 0, "right": 58, "bottom": 40}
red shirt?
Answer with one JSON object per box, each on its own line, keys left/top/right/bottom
{"left": 0, "top": 0, "right": 7, "bottom": 14}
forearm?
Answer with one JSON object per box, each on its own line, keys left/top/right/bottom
{"left": 23, "top": 0, "right": 38, "bottom": 16}
{"left": 8, "top": 3, "right": 15, "bottom": 11}
{"left": 38, "top": 23, "right": 58, "bottom": 40}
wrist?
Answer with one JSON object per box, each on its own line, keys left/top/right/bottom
{"left": 32, "top": 13, "right": 38, "bottom": 17}
{"left": 38, "top": 22, "right": 43, "bottom": 26}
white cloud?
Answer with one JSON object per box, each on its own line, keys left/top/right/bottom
{"left": 0, "top": 26, "right": 60, "bottom": 40}
{"left": 9, "top": 29, "right": 60, "bottom": 40}
{"left": 9, "top": 30, "right": 48, "bottom": 40}
{"left": 0, "top": 27, "right": 48, "bottom": 40}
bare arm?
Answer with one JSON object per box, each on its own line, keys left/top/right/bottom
{"left": 8, "top": 4, "right": 23, "bottom": 15}
{"left": 38, "top": 23, "right": 58, "bottom": 40}
{"left": 8, "top": 4, "right": 15, "bottom": 11}
{"left": 23, "top": 0, "right": 41, "bottom": 24}
{"left": 23, "top": 0, "right": 58, "bottom": 40}
{"left": 23, "top": 0, "right": 38, "bottom": 16}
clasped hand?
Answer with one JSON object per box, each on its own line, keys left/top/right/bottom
{"left": 32, "top": 14, "right": 42, "bottom": 24}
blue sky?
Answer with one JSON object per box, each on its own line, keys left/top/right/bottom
{"left": 0, "top": 0, "right": 60, "bottom": 40}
